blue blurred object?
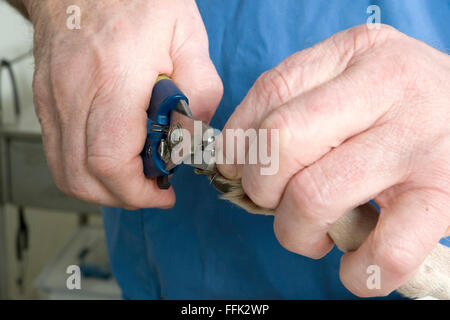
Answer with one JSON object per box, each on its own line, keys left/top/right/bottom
{"left": 79, "top": 263, "right": 111, "bottom": 280}
{"left": 78, "top": 239, "right": 112, "bottom": 280}
{"left": 102, "top": 0, "right": 450, "bottom": 299}
{"left": 440, "top": 237, "right": 450, "bottom": 248}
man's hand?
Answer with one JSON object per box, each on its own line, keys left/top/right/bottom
{"left": 24, "top": 0, "right": 222, "bottom": 209}
{"left": 218, "top": 25, "right": 450, "bottom": 297}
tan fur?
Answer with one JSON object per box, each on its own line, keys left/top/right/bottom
{"left": 196, "top": 169, "right": 450, "bottom": 300}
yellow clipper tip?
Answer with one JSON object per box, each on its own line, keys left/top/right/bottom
{"left": 156, "top": 75, "right": 171, "bottom": 83}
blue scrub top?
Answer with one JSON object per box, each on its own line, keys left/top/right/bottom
{"left": 102, "top": 0, "right": 450, "bottom": 299}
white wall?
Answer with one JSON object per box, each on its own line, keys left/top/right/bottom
{"left": 0, "top": 0, "right": 34, "bottom": 124}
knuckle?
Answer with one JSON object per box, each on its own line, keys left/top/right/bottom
{"left": 260, "top": 111, "right": 284, "bottom": 134}
{"left": 119, "top": 189, "right": 167, "bottom": 210}
{"left": 261, "top": 103, "right": 313, "bottom": 160}
{"left": 87, "top": 154, "right": 121, "bottom": 179}
{"left": 274, "top": 223, "right": 323, "bottom": 259}
{"left": 276, "top": 51, "right": 310, "bottom": 87}
{"left": 355, "top": 24, "right": 399, "bottom": 44}
{"left": 32, "top": 78, "right": 50, "bottom": 122}
{"left": 191, "top": 71, "right": 224, "bottom": 121}
{"left": 374, "top": 24, "right": 401, "bottom": 37}
{"left": 48, "top": 40, "right": 123, "bottom": 113}
{"left": 372, "top": 240, "right": 420, "bottom": 278}
{"left": 255, "top": 67, "right": 292, "bottom": 107}
{"left": 55, "top": 176, "right": 94, "bottom": 204}
{"left": 62, "top": 177, "right": 104, "bottom": 205}
{"left": 260, "top": 108, "right": 289, "bottom": 131}
{"left": 187, "top": 56, "right": 224, "bottom": 92}
{"left": 65, "top": 182, "right": 88, "bottom": 201}
{"left": 273, "top": 217, "right": 325, "bottom": 259}
{"left": 302, "top": 245, "right": 328, "bottom": 260}
{"left": 273, "top": 219, "right": 301, "bottom": 254}
{"left": 59, "top": 169, "right": 92, "bottom": 201}
{"left": 53, "top": 178, "right": 70, "bottom": 196}
{"left": 241, "top": 172, "right": 275, "bottom": 209}
{"left": 110, "top": 188, "right": 137, "bottom": 206}
{"left": 261, "top": 108, "right": 297, "bottom": 151}
{"left": 345, "top": 24, "right": 402, "bottom": 56}
{"left": 45, "top": 158, "right": 69, "bottom": 196}
{"left": 63, "top": 173, "right": 86, "bottom": 199}
{"left": 289, "top": 169, "right": 332, "bottom": 221}
{"left": 262, "top": 106, "right": 320, "bottom": 167}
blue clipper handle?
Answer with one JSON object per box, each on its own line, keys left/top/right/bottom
{"left": 141, "top": 76, "right": 188, "bottom": 188}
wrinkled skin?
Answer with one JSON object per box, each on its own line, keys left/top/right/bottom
{"left": 218, "top": 25, "right": 450, "bottom": 297}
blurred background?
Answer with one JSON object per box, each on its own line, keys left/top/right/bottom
{"left": 0, "top": 1, "right": 120, "bottom": 299}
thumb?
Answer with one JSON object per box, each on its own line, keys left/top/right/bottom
{"left": 170, "top": 37, "right": 223, "bottom": 123}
